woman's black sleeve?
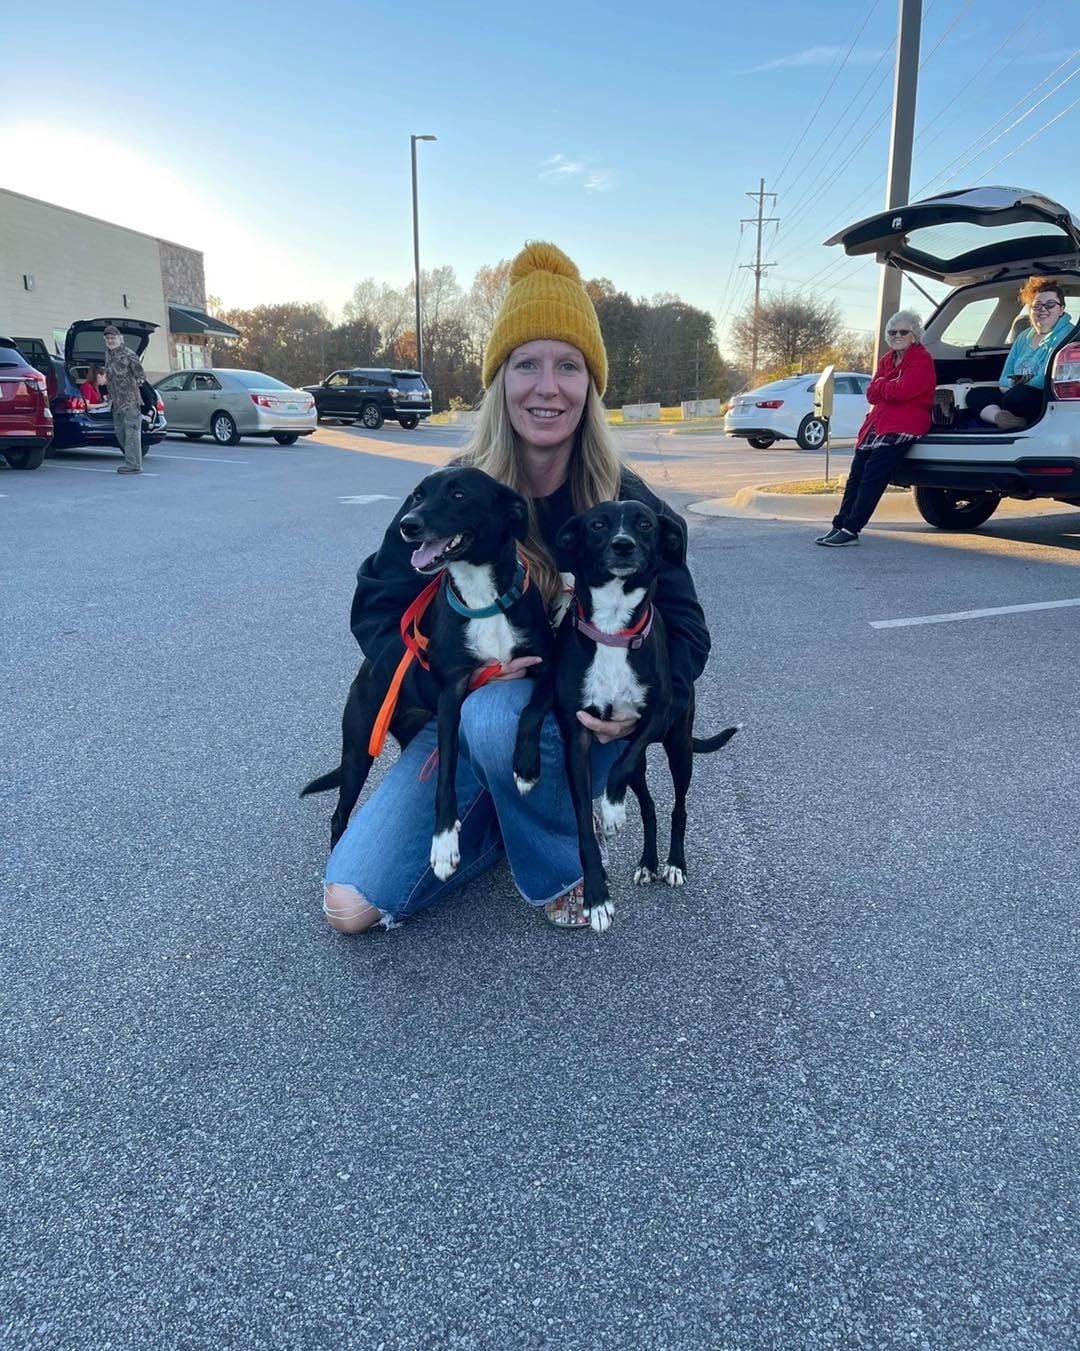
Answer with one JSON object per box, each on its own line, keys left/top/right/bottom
{"left": 349, "top": 496, "right": 428, "bottom": 665}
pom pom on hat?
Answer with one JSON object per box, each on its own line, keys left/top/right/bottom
{"left": 483, "top": 241, "right": 607, "bottom": 395}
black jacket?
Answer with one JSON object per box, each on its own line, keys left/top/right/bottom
{"left": 349, "top": 469, "right": 711, "bottom": 719}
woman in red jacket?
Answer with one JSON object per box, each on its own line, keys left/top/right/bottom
{"left": 816, "top": 311, "right": 936, "bottom": 547}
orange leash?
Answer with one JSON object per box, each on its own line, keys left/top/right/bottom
{"left": 367, "top": 576, "right": 441, "bottom": 757}
{"left": 367, "top": 559, "right": 528, "bottom": 760}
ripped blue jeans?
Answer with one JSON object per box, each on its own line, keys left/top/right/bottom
{"left": 322, "top": 680, "right": 621, "bottom": 921}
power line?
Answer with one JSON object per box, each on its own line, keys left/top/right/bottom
{"left": 977, "top": 91, "right": 1080, "bottom": 177}
{"left": 932, "top": 55, "right": 1080, "bottom": 188}
{"left": 914, "top": 48, "right": 1080, "bottom": 193}
{"left": 771, "top": 0, "right": 884, "bottom": 193}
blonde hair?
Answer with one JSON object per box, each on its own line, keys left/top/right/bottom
{"left": 462, "top": 364, "right": 622, "bottom": 610}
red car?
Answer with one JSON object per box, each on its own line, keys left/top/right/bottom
{"left": 0, "top": 337, "right": 52, "bottom": 470}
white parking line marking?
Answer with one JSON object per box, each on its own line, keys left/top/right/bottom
{"left": 48, "top": 465, "right": 159, "bottom": 476}
{"left": 153, "top": 453, "right": 249, "bottom": 464}
{"left": 339, "top": 494, "right": 394, "bottom": 504}
{"left": 871, "top": 597, "right": 1080, "bottom": 629}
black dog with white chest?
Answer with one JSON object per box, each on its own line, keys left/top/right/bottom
{"left": 552, "top": 500, "right": 739, "bottom": 931}
{"left": 302, "top": 467, "right": 553, "bottom": 876}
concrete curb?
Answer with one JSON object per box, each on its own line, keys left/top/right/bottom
{"left": 688, "top": 485, "right": 1080, "bottom": 524}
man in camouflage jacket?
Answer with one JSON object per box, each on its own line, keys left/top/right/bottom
{"left": 103, "top": 325, "right": 146, "bottom": 474}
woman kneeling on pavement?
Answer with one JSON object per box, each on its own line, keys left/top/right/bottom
{"left": 964, "top": 277, "right": 1073, "bottom": 433}
{"left": 321, "top": 241, "right": 711, "bottom": 932}
{"left": 816, "top": 310, "right": 935, "bottom": 547}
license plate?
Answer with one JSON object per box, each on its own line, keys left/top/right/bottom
{"left": 287, "top": 403, "right": 298, "bottom": 412}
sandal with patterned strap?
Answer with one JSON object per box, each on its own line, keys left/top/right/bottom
{"left": 543, "top": 884, "right": 591, "bottom": 929}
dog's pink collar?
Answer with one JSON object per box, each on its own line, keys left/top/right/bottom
{"left": 571, "top": 600, "right": 653, "bottom": 649}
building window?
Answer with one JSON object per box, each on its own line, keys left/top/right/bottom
{"left": 175, "top": 342, "right": 208, "bottom": 370}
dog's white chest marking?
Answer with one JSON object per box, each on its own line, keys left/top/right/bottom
{"left": 581, "top": 580, "right": 648, "bottom": 718}
{"left": 447, "top": 562, "right": 524, "bottom": 667}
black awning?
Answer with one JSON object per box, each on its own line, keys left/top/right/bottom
{"left": 168, "top": 304, "right": 240, "bottom": 337}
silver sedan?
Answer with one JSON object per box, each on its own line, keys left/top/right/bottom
{"left": 156, "top": 368, "right": 317, "bottom": 446}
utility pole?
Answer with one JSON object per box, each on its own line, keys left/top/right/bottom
{"left": 740, "top": 178, "right": 779, "bottom": 387}
{"left": 875, "top": 0, "right": 922, "bottom": 361}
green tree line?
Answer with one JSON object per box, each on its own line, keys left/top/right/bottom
{"left": 210, "top": 262, "right": 742, "bottom": 409}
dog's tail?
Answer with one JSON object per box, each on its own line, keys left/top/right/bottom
{"left": 300, "top": 768, "right": 341, "bottom": 797}
{"left": 691, "top": 723, "right": 741, "bottom": 754}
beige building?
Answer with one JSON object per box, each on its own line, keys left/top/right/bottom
{"left": 0, "top": 188, "right": 237, "bottom": 376}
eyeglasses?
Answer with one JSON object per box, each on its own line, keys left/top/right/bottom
{"left": 1031, "top": 301, "right": 1062, "bottom": 314}
{"left": 886, "top": 328, "right": 912, "bottom": 337}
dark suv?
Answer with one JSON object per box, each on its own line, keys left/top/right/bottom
{"left": 304, "top": 367, "right": 432, "bottom": 430}
{"left": 16, "top": 318, "right": 167, "bottom": 456}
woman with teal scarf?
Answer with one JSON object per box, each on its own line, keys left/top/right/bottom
{"left": 966, "top": 277, "right": 1074, "bottom": 431}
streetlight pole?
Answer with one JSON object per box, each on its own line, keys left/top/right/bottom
{"left": 411, "top": 133, "right": 437, "bottom": 376}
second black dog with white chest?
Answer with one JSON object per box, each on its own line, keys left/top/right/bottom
{"left": 552, "top": 500, "right": 738, "bottom": 931}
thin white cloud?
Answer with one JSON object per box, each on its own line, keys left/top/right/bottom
{"left": 742, "top": 44, "right": 886, "bottom": 74}
{"left": 540, "top": 154, "right": 616, "bottom": 192}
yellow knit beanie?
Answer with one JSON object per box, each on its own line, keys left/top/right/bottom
{"left": 482, "top": 241, "right": 608, "bottom": 396}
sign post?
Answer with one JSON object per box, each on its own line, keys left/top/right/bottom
{"left": 814, "top": 365, "right": 836, "bottom": 485}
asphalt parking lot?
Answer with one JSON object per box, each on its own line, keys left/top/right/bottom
{"left": 3, "top": 431, "right": 1080, "bottom": 1349}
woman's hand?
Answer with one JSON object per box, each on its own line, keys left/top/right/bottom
{"left": 576, "top": 709, "right": 638, "bottom": 743}
{"left": 484, "top": 656, "right": 543, "bottom": 682}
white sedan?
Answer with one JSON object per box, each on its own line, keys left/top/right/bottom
{"left": 724, "top": 370, "right": 871, "bottom": 449}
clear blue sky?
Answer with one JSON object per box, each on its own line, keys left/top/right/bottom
{"left": 8, "top": 0, "right": 1080, "bottom": 349}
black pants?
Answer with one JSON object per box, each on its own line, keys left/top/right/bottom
{"left": 965, "top": 382, "right": 1042, "bottom": 423}
{"left": 833, "top": 434, "right": 914, "bottom": 534}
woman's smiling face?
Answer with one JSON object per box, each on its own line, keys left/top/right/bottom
{"left": 503, "top": 340, "right": 590, "bottom": 455}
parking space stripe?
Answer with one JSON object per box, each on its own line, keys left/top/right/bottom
{"left": 47, "top": 465, "right": 159, "bottom": 476}
{"left": 871, "top": 597, "right": 1080, "bottom": 629}
{"left": 152, "top": 453, "right": 249, "bottom": 464}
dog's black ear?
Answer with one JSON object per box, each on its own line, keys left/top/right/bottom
{"left": 658, "top": 514, "right": 687, "bottom": 565}
{"left": 497, "top": 484, "right": 530, "bottom": 541}
{"left": 554, "top": 514, "right": 583, "bottom": 569}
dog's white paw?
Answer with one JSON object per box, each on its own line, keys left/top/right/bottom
{"left": 634, "top": 866, "right": 656, "bottom": 886}
{"left": 598, "top": 794, "right": 627, "bottom": 838}
{"left": 430, "top": 823, "right": 461, "bottom": 880}
{"left": 662, "top": 864, "right": 686, "bottom": 888}
{"left": 514, "top": 773, "right": 537, "bottom": 796}
{"left": 588, "top": 900, "right": 615, "bottom": 933}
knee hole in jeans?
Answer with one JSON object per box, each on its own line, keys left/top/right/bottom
{"left": 322, "top": 883, "right": 384, "bottom": 934}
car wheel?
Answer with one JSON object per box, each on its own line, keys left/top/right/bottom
{"left": 211, "top": 412, "right": 241, "bottom": 446}
{"left": 184, "top": 432, "right": 203, "bottom": 440}
{"left": 913, "top": 485, "right": 1001, "bottom": 530}
{"left": 3, "top": 445, "right": 48, "bottom": 470}
{"left": 273, "top": 433, "right": 299, "bottom": 445}
{"left": 360, "top": 402, "right": 384, "bottom": 430}
{"left": 796, "top": 415, "right": 828, "bottom": 450}
{"left": 398, "top": 416, "right": 419, "bottom": 430}
{"left": 747, "top": 436, "right": 775, "bottom": 449}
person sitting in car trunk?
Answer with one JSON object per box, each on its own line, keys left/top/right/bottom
{"left": 79, "top": 365, "right": 106, "bottom": 406}
{"left": 965, "top": 278, "right": 1074, "bottom": 432}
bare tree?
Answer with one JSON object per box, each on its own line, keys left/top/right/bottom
{"left": 731, "top": 291, "right": 842, "bottom": 373}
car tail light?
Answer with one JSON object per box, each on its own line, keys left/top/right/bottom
{"left": 755, "top": 399, "right": 784, "bottom": 409}
{"left": 1024, "top": 464, "right": 1073, "bottom": 475}
{"left": 251, "top": 394, "right": 273, "bottom": 408}
{"left": 388, "top": 388, "right": 402, "bottom": 399}
{"left": 304, "top": 397, "right": 315, "bottom": 411}
{"left": 155, "top": 397, "right": 165, "bottom": 413}
{"left": 64, "top": 396, "right": 86, "bottom": 412}
{"left": 1051, "top": 343, "right": 1080, "bottom": 399}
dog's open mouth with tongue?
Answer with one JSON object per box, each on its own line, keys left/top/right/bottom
{"left": 407, "top": 531, "right": 472, "bottom": 573}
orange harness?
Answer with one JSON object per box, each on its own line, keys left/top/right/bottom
{"left": 367, "top": 565, "right": 529, "bottom": 758}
